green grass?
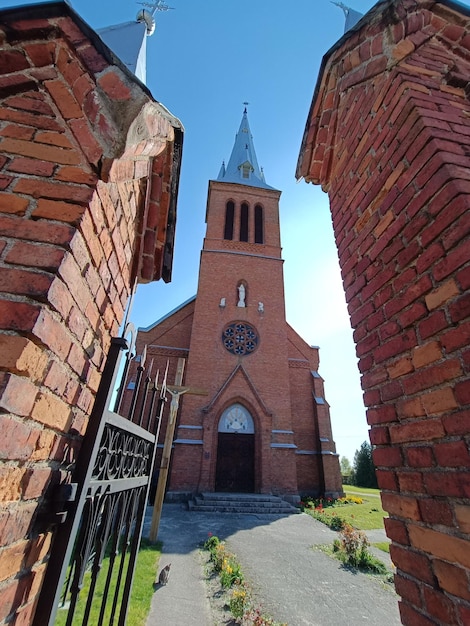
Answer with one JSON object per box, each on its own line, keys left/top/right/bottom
{"left": 344, "top": 485, "right": 382, "bottom": 497}
{"left": 303, "top": 486, "right": 387, "bottom": 531}
{"left": 55, "top": 538, "right": 161, "bottom": 626}
{"left": 372, "top": 542, "right": 390, "bottom": 553}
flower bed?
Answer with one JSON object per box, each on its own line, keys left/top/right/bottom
{"left": 203, "top": 534, "right": 287, "bottom": 625}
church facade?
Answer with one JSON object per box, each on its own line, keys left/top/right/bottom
{"left": 131, "top": 110, "right": 342, "bottom": 501}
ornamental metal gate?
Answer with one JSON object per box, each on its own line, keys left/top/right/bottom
{"left": 33, "top": 325, "right": 167, "bottom": 626}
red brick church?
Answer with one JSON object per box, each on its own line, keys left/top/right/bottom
{"left": 131, "top": 110, "right": 342, "bottom": 502}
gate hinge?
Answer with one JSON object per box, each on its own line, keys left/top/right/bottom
{"left": 51, "top": 482, "right": 78, "bottom": 524}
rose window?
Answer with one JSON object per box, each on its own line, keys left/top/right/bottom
{"left": 222, "top": 321, "right": 259, "bottom": 356}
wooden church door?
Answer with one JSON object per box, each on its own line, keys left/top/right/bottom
{"left": 215, "top": 404, "right": 255, "bottom": 492}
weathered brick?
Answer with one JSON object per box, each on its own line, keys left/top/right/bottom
{"left": 390, "top": 418, "right": 445, "bottom": 444}
{"left": 422, "top": 586, "right": 457, "bottom": 624}
{"left": 433, "top": 559, "right": 470, "bottom": 601}
{"left": 44, "top": 79, "right": 84, "bottom": 120}
{"left": 32, "top": 198, "right": 86, "bottom": 224}
{"left": 0, "top": 335, "right": 47, "bottom": 381}
{"left": 98, "top": 71, "right": 132, "bottom": 101}
{"left": 398, "top": 470, "right": 424, "bottom": 493}
{"left": 0, "top": 103, "right": 63, "bottom": 131}
{"left": 5, "top": 240, "right": 66, "bottom": 271}
{"left": 0, "top": 137, "right": 80, "bottom": 165}
{"left": 6, "top": 156, "right": 55, "bottom": 177}
{"left": 440, "top": 320, "right": 470, "bottom": 353}
{"left": 381, "top": 492, "right": 421, "bottom": 521}
{"left": 372, "top": 447, "right": 402, "bottom": 467}
{"left": 0, "top": 540, "right": 28, "bottom": 583}
{"left": 0, "top": 373, "right": 38, "bottom": 417}
{"left": 0, "top": 214, "right": 75, "bottom": 247}
{"left": 0, "top": 191, "right": 29, "bottom": 215}
{"left": 455, "top": 505, "right": 470, "bottom": 533}
{"left": 448, "top": 291, "right": 470, "bottom": 323}
{"left": 0, "top": 466, "right": 24, "bottom": 504}
{"left": 373, "top": 329, "right": 417, "bottom": 364}
{"left": 398, "top": 603, "right": 436, "bottom": 626}
{"left": 30, "top": 390, "right": 72, "bottom": 430}
{"left": 433, "top": 440, "right": 470, "bottom": 467}
{"left": 394, "top": 572, "right": 422, "bottom": 607}
{"left": 4, "top": 94, "right": 53, "bottom": 117}
{"left": 0, "top": 503, "right": 36, "bottom": 547}
{"left": 402, "top": 358, "right": 462, "bottom": 395}
{"left": 411, "top": 341, "right": 441, "bottom": 368}
{"left": 417, "top": 309, "right": 447, "bottom": 340}
{"left": 13, "top": 178, "right": 93, "bottom": 204}
{"left": 21, "top": 468, "right": 53, "bottom": 500}
{"left": 421, "top": 386, "right": 458, "bottom": 415}
{"left": 384, "top": 517, "right": 409, "bottom": 545}
{"left": 425, "top": 278, "right": 460, "bottom": 310}
{"left": 0, "top": 267, "right": 53, "bottom": 299}
{"left": 406, "top": 446, "right": 434, "bottom": 468}
{"left": 418, "top": 498, "right": 453, "bottom": 526}
{"left": 0, "top": 50, "right": 29, "bottom": 73}
{"left": 424, "top": 471, "right": 470, "bottom": 498}
{"left": 390, "top": 544, "right": 434, "bottom": 585}
{"left": 409, "top": 524, "right": 470, "bottom": 568}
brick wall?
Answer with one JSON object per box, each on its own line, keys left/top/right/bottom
{"left": 298, "top": 0, "right": 470, "bottom": 623}
{"left": 0, "top": 4, "right": 181, "bottom": 623}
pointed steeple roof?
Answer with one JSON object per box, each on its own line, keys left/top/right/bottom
{"left": 98, "top": 20, "right": 148, "bottom": 83}
{"left": 331, "top": 2, "right": 363, "bottom": 33}
{"left": 217, "top": 108, "right": 275, "bottom": 190}
{"left": 98, "top": 7, "right": 161, "bottom": 85}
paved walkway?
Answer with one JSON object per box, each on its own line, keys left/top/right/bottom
{"left": 144, "top": 504, "right": 401, "bottom": 626}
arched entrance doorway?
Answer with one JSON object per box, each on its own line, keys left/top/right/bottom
{"left": 215, "top": 404, "right": 255, "bottom": 492}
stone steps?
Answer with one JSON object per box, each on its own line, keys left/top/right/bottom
{"left": 187, "top": 492, "right": 299, "bottom": 515}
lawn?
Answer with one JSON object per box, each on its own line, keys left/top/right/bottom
{"left": 55, "top": 538, "right": 161, "bottom": 626}
{"left": 302, "top": 486, "right": 387, "bottom": 531}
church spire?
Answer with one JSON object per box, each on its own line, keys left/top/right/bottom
{"left": 217, "top": 108, "right": 274, "bottom": 190}
{"left": 98, "top": 2, "right": 174, "bottom": 84}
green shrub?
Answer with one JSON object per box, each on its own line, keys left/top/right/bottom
{"left": 229, "top": 585, "right": 248, "bottom": 618}
{"left": 329, "top": 523, "right": 389, "bottom": 575}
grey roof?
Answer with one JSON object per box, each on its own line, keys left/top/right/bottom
{"left": 331, "top": 2, "right": 364, "bottom": 33}
{"left": 98, "top": 20, "right": 148, "bottom": 83}
{"left": 344, "top": 7, "right": 363, "bottom": 32}
{"left": 138, "top": 295, "right": 196, "bottom": 332}
{"left": 216, "top": 109, "right": 276, "bottom": 190}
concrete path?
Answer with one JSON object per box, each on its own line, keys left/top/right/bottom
{"left": 144, "top": 504, "right": 401, "bottom": 626}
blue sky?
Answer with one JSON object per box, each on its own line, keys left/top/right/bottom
{"left": 6, "top": 0, "right": 450, "bottom": 462}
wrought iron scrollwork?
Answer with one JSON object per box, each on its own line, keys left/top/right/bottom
{"left": 93, "top": 425, "right": 152, "bottom": 482}
{"left": 33, "top": 334, "right": 168, "bottom": 626}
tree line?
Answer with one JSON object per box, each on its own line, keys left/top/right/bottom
{"left": 340, "top": 441, "right": 378, "bottom": 488}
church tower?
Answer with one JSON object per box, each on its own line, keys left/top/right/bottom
{"left": 131, "top": 109, "right": 342, "bottom": 501}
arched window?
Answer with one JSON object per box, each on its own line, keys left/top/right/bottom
{"left": 218, "top": 404, "right": 255, "bottom": 433}
{"left": 254, "top": 204, "right": 264, "bottom": 244}
{"left": 224, "top": 201, "right": 234, "bottom": 240}
{"left": 240, "top": 202, "right": 249, "bottom": 242}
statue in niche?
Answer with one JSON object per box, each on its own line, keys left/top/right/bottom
{"left": 237, "top": 283, "right": 246, "bottom": 307}
{"left": 258, "top": 302, "right": 264, "bottom": 313}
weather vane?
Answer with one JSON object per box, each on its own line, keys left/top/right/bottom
{"left": 330, "top": 1, "right": 351, "bottom": 16}
{"left": 137, "top": 0, "right": 174, "bottom": 16}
